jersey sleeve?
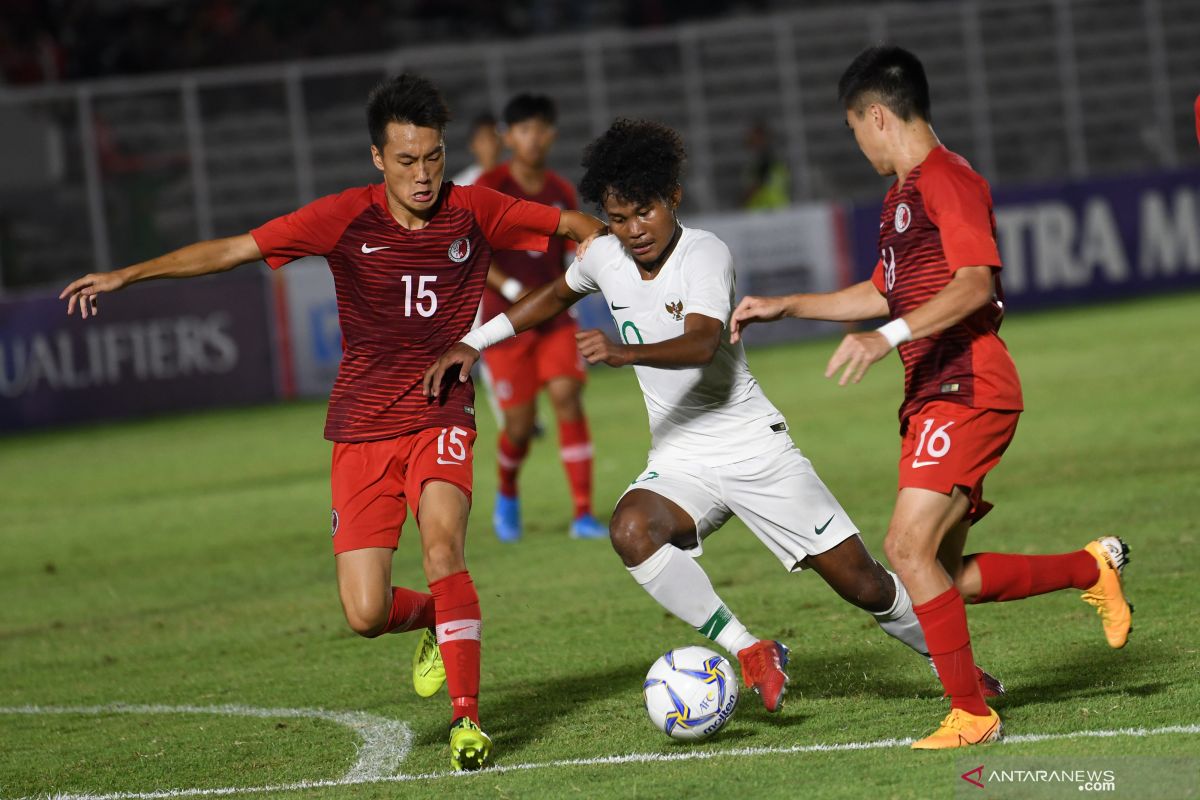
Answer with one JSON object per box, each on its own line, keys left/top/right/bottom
{"left": 563, "top": 242, "right": 604, "bottom": 295}
{"left": 870, "top": 258, "right": 886, "bottom": 293}
{"left": 452, "top": 184, "right": 560, "bottom": 253}
{"left": 250, "top": 188, "right": 369, "bottom": 269}
{"left": 920, "top": 165, "right": 1002, "bottom": 272}
{"left": 683, "top": 235, "right": 735, "bottom": 326}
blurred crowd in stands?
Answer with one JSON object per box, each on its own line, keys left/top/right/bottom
{"left": 0, "top": 0, "right": 767, "bottom": 86}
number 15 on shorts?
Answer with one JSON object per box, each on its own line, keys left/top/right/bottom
{"left": 437, "top": 426, "right": 470, "bottom": 465}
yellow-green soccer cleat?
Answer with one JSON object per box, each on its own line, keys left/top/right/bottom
{"left": 1082, "top": 536, "right": 1133, "bottom": 649}
{"left": 412, "top": 628, "right": 446, "bottom": 698}
{"left": 449, "top": 716, "right": 492, "bottom": 771}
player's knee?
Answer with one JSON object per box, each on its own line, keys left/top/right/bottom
{"left": 422, "top": 540, "right": 465, "bottom": 582}
{"left": 847, "top": 564, "right": 896, "bottom": 612}
{"left": 550, "top": 394, "right": 583, "bottom": 422}
{"left": 884, "top": 533, "right": 923, "bottom": 573}
{"left": 343, "top": 603, "right": 388, "bottom": 638}
{"left": 609, "top": 510, "right": 654, "bottom": 567}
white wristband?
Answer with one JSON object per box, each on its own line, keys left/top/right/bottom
{"left": 461, "top": 314, "right": 516, "bottom": 352}
{"left": 876, "top": 318, "right": 912, "bottom": 349}
{"left": 499, "top": 277, "right": 524, "bottom": 303}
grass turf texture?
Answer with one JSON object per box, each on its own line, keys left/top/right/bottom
{"left": 1, "top": 293, "right": 1198, "bottom": 799}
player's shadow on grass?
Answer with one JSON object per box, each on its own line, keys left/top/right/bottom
{"left": 782, "top": 648, "right": 938, "bottom": 700}
{"left": 412, "top": 661, "right": 646, "bottom": 752}
{"left": 988, "top": 638, "right": 1166, "bottom": 711}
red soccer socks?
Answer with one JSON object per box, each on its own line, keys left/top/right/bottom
{"left": 914, "top": 586, "right": 989, "bottom": 717}
{"left": 497, "top": 432, "right": 529, "bottom": 499}
{"left": 379, "top": 586, "right": 435, "bottom": 634}
{"left": 430, "top": 570, "right": 482, "bottom": 724}
{"left": 557, "top": 418, "right": 594, "bottom": 518}
{"left": 969, "top": 550, "right": 1099, "bottom": 603}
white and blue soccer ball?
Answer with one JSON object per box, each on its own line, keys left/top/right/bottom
{"left": 643, "top": 645, "right": 740, "bottom": 740}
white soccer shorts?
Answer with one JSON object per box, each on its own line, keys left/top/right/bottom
{"left": 620, "top": 436, "right": 858, "bottom": 572}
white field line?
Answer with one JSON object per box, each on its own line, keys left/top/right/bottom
{"left": 3, "top": 712, "right": 1197, "bottom": 800}
{"left": 0, "top": 704, "right": 410, "bottom": 785}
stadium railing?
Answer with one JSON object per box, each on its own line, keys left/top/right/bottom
{"left": 0, "top": 0, "right": 1196, "bottom": 290}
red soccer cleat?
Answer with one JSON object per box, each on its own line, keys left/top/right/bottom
{"left": 737, "top": 639, "right": 790, "bottom": 712}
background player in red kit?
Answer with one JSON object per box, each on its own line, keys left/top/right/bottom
{"left": 730, "top": 46, "right": 1133, "bottom": 749}
{"left": 476, "top": 94, "right": 606, "bottom": 542}
{"left": 59, "top": 73, "right": 604, "bottom": 771}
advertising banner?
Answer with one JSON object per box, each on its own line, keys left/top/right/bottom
{"left": 0, "top": 270, "right": 278, "bottom": 432}
{"left": 687, "top": 205, "right": 845, "bottom": 344}
{"left": 278, "top": 257, "right": 341, "bottom": 399}
{"left": 850, "top": 167, "right": 1200, "bottom": 309}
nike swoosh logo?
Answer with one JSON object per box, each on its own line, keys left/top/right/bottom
{"left": 911, "top": 459, "right": 940, "bottom": 468}
{"left": 444, "top": 626, "right": 471, "bottom": 635}
{"left": 814, "top": 515, "right": 834, "bottom": 535}
{"left": 361, "top": 244, "right": 391, "bottom": 254}
{"left": 610, "top": 302, "right": 629, "bottom": 310}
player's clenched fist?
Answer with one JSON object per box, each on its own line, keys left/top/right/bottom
{"left": 729, "top": 295, "right": 788, "bottom": 344}
{"left": 423, "top": 343, "right": 481, "bottom": 399}
{"left": 824, "top": 331, "right": 891, "bottom": 386}
{"left": 59, "top": 271, "right": 128, "bottom": 319}
{"left": 576, "top": 328, "right": 629, "bottom": 367}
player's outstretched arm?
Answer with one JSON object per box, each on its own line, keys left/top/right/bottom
{"left": 422, "top": 274, "right": 586, "bottom": 398}
{"left": 577, "top": 313, "right": 722, "bottom": 369}
{"left": 824, "top": 266, "right": 995, "bottom": 386}
{"left": 730, "top": 281, "right": 888, "bottom": 343}
{"left": 59, "top": 234, "right": 264, "bottom": 319}
{"left": 556, "top": 210, "right": 607, "bottom": 244}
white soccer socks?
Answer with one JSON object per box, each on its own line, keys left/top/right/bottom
{"left": 628, "top": 544, "right": 758, "bottom": 656}
{"left": 870, "top": 569, "right": 931, "bottom": 657}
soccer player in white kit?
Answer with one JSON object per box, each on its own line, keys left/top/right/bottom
{"left": 425, "top": 119, "right": 1001, "bottom": 711}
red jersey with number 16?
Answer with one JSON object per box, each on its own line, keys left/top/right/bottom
{"left": 870, "top": 146, "right": 1023, "bottom": 428}
{"left": 251, "top": 182, "right": 560, "bottom": 443}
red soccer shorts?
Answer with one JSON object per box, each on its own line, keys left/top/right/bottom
{"left": 482, "top": 321, "right": 586, "bottom": 410}
{"left": 898, "top": 401, "right": 1020, "bottom": 524}
{"left": 329, "top": 425, "right": 476, "bottom": 555}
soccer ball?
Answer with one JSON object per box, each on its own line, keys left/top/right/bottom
{"left": 642, "top": 646, "right": 739, "bottom": 740}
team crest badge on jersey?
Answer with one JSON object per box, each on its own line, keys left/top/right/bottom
{"left": 665, "top": 299, "right": 684, "bottom": 321}
{"left": 448, "top": 237, "right": 471, "bottom": 263}
{"left": 330, "top": 509, "right": 339, "bottom": 537}
{"left": 894, "top": 202, "right": 912, "bottom": 233}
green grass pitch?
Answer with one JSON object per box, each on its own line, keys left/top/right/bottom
{"left": 2, "top": 293, "right": 1198, "bottom": 799}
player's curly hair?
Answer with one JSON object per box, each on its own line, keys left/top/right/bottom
{"left": 579, "top": 118, "right": 686, "bottom": 209}
{"left": 366, "top": 73, "right": 450, "bottom": 150}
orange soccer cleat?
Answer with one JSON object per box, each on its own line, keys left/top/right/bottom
{"left": 912, "top": 707, "right": 1003, "bottom": 750}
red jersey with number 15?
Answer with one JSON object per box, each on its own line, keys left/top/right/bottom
{"left": 251, "top": 182, "right": 560, "bottom": 443}
{"left": 871, "top": 146, "right": 1023, "bottom": 428}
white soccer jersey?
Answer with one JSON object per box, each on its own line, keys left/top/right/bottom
{"left": 565, "top": 226, "right": 787, "bottom": 466}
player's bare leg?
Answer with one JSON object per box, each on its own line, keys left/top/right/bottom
{"left": 334, "top": 546, "right": 444, "bottom": 695}
{"left": 545, "top": 376, "right": 603, "bottom": 539}
{"left": 611, "top": 490, "right": 790, "bottom": 712}
{"left": 495, "top": 400, "right": 537, "bottom": 542}
{"left": 884, "top": 488, "right": 1001, "bottom": 749}
{"left": 803, "top": 534, "right": 1003, "bottom": 699}
{"left": 417, "top": 480, "right": 490, "bottom": 770}
{"left": 335, "top": 547, "right": 396, "bottom": 636}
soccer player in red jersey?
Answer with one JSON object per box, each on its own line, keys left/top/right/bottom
{"left": 59, "top": 74, "right": 605, "bottom": 770}
{"left": 731, "top": 46, "right": 1133, "bottom": 749}
{"left": 475, "top": 94, "right": 605, "bottom": 542}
